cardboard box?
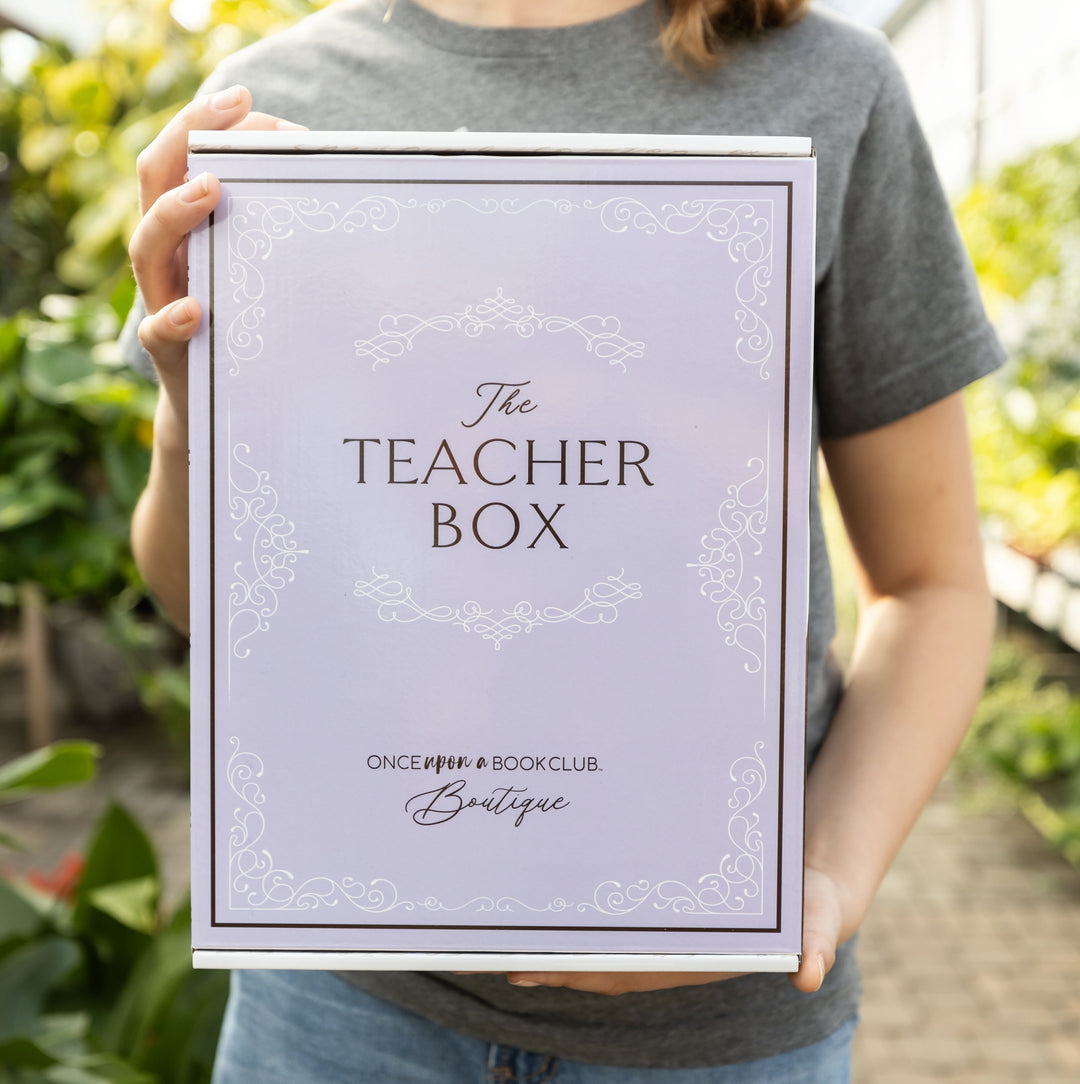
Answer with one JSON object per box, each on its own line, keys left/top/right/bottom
{"left": 187, "top": 133, "right": 816, "bottom": 971}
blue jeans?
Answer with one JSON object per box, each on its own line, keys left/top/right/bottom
{"left": 212, "top": 970, "right": 855, "bottom": 1083}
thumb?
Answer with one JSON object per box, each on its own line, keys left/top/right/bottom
{"left": 789, "top": 948, "right": 829, "bottom": 993}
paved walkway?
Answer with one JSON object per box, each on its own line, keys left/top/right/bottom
{"left": 853, "top": 781, "right": 1080, "bottom": 1083}
{"left": 3, "top": 713, "right": 1079, "bottom": 1082}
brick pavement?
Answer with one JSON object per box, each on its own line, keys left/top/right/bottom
{"left": 853, "top": 781, "right": 1080, "bottom": 1083}
{"left": 3, "top": 712, "right": 1079, "bottom": 1082}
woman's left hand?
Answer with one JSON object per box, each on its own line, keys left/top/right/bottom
{"left": 502, "top": 866, "right": 845, "bottom": 996}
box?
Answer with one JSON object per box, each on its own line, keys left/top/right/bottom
{"left": 187, "top": 133, "right": 816, "bottom": 971}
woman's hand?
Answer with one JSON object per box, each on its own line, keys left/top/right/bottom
{"left": 128, "top": 86, "right": 305, "bottom": 632}
{"left": 788, "top": 866, "right": 847, "bottom": 994}
{"left": 502, "top": 969, "right": 740, "bottom": 997}
{"left": 128, "top": 84, "right": 304, "bottom": 423}
{"left": 501, "top": 865, "right": 846, "bottom": 996}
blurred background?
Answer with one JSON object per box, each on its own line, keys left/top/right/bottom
{"left": 0, "top": 1, "right": 1077, "bottom": 1081}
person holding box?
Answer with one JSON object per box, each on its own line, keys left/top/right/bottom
{"left": 122, "top": 0, "right": 1002, "bottom": 1079}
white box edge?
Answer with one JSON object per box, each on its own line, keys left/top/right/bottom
{"left": 192, "top": 951, "right": 800, "bottom": 972}
{"left": 188, "top": 130, "right": 812, "bottom": 157}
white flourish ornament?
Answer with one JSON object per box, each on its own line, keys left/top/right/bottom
{"left": 354, "top": 287, "right": 643, "bottom": 371}
{"left": 687, "top": 453, "right": 769, "bottom": 674}
{"left": 579, "top": 198, "right": 774, "bottom": 376}
{"left": 225, "top": 194, "right": 775, "bottom": 376}
{"left": 578, "top": 742, "right": 767, "bottom": 917}
{"left": 224, "top": 737, "right": 766, "bottom": 917}
{"left": 227, "top": 738, "right": 410, "bottom": 912}
{"left": 228, "top": 439, "right": 308, "bottom": 667}
{"left": 353, "top": 570, "right": 642, "bottom": 650}
{"left": 226, "top": 195, "right": 407, "bottom": 372}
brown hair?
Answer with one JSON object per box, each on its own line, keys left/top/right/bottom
{"left": 656, "top": 0, "right": 810, "bottom": 70}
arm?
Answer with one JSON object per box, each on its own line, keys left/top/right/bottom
{"left": 129, "top": 87, "right": 304, "bottom": 632}
{"left": 797, "top": 390, "right": 995, "bottom": 986}
{"left": 507, "top": 390, "right": 994, "bottom": 995}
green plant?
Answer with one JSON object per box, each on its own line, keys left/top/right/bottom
{"left": 958, "top": 137, "right": 1080, "bottom": 555}
{"left": 0, "top": 741, "right": 101, "bottom": 850}
{"left": 0, "top": 291, "right": 195, "bottom": 756}
{"left": 1, "top": 0, "right": 337, "bottom": 750}
{"left": 956, "top": 640, "right": 1080, "bottom": 860}
{"left": 0, "top": 296, "right": 154, "bottom": 606}
{"left": 0, "top": 740, "right": 225, "bottom": 1080}
{"left": 1, "top": 0, "right": 334, "bottom": 315}
{"left": 0, "top": 803, "right": 228, "bottom": 1083}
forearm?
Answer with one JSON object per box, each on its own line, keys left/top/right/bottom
{"left": 132, "top": 389, "right": 191, "bottom": 633}
{"left": 804, "top": 579, "right": 995, "bottom": 943}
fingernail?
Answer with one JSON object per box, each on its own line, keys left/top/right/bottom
{"left": 816, "top": 954, "right": 826, "bottom": 989}
{"left": 168, "top": 300, "right": 193, "bottom": 326}
{"left": 275, "top": 119, "right": 309, "bottom": 131}
{"left": 510, "top": 980, "right": 541, "bottom": 988}
{"left": 179, "top": 172, "right": 210, "bottom": 202}
{"left": 210, "top": 85, "right": 244, "bottom": 110}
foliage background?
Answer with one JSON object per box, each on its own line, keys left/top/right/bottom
{"left": 958, "top": 139, "right": 1080, "bottom": 557}
{"left": 1, "top": 4, "right": 335, "bottom": 1080}
{"left": 1, "top": 0, "right": 337, "bottom": 743}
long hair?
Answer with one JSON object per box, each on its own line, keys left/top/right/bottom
{"left": 657, "top": 0, "right": 810, "bottom": 69}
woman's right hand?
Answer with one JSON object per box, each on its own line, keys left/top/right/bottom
{"left": 127, "top": 84, "right": 305, "bottom": 436}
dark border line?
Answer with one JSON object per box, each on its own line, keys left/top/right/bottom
{"left": 215, "top": 178, "right": 793, "bottom": 188}
{"left": 207, "top": 176, "right": 797, "bottom": 937}
{"left": 197, "top": 148, "right": 804, "bottom": 161}
{"left": 211, "top": 921, "right": 781, "bottom": 933}
{"left": 777, "top": 182, "right": 794, "bottom": 931}
{"left": 208, "top": 211, "right": 217, "bottom": 927}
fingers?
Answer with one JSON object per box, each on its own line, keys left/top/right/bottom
{"left": 130, "top": 85, "right": 309, "bottom": 363}
{"left": 129, "top": 171, "right": 219, "bottom": 314}
{"left": 789, "top": 949, "right": 829, "bottom": 994}
{"left": 789, "top": 867, "right": 844, "bottom": 994}
{"left": 136, "top": 85, "right": 307, "bottom": 213}
{"left": 235, "top": 111, "right": 308, "bottom": 133}
{"left": 138, "top": 297, "right": 202, "bottom": 384}
{"left": 137, "top": 85, "right": 251, "bottom": 214}
{"left": 504, "top": 971, "right": 736, "bottom": 996}
{"left": 507, "top": 971, "right": 632, "bottom": 995}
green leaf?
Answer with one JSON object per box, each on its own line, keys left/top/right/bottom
{"left": 0, "top": 472, "right": 85, "bottom": 533}
{"left": 0, "top": 827, "right": 27, "bottom": 850}
{"left": 73, "top": 806, "right": 158, "bottom": 899}
{"left": 41, "top": 1056, "right": 153, "bottom": 1084}
{"left": 134, "top": 966, "right": 229, "bottom": 1083}
{"left": 0, "top": 878, "right": 43, "bottom": 941}
{"left": 70, "top": 806, "right": 158, "bottom": 985}
{"left": 28, "top": 1012, "right": 88, "bottom": 1060}
{"left": 86, "top": 878, "right": 158, "bottom": 936}
{"left": 0, "top": 1035, "right": 60, "bottom": 1069}
{"left": 0, "top": 742, "right": 101, "bottom": 803}
{"left": 105, "top": 902, "right": 228, "bottom": 1083}
{"left": 100, "top": 436, "right": 150, "bottom": 514}
{"left": 22, "top": 338, "right": 97, "bottom": 401}
{"left": 0, "top": 937, "right": 81, "bottom": 1040}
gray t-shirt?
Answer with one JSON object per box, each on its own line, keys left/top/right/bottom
{"left": 123, "top": 0, "right": 1004, "bottom": 1068}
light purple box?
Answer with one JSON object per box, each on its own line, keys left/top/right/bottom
{"left": 187, "top": 133, "right": 816, "bottom": 972}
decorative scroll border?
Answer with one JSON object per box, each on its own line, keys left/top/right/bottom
{"left": 227, "top": 425, "right": 308, "bottom": 673}
{"left": 354, "top": 287, "right": 643, "bottom": 372}
{"left": 687, "top": 444, "right": 769, "bottom": 676}
{"left": 353, "top": 570, "right": 642, "bottom": 651}
{"left": 226, "top": 736, "right": 766, "bottom": 917}
{"left": 225, "top": 194, "right": 775, "bottom": 376}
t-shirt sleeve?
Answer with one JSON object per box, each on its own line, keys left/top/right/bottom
{"left": 814, "top": 53, "right": 1005, "bottom": 438}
